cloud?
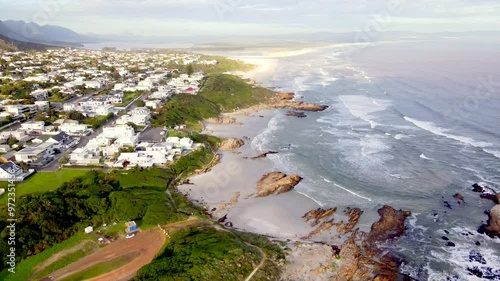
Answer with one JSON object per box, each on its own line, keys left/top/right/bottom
{"left": 0, "top": 0, "right": 499, "bottom": 35}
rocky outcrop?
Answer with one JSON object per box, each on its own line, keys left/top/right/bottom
{"left": 291, "top": 103, "right": 329, "bottom": 111}
{"left": 485, "top": 205, "right": 500, "bottom": 237}
{"left": 256, "top": 172, "right": 302, "bottom": 197}
{"left": 303, "top": 219, "right": 336, "bottom": 240}
{"left": 303, "top": 208, "right": 337, "bottom": 227}
{"left": 276, "top": 92, "right": 295, "bottom": 100}
{"left": 206, "top": 116, "right": 237, "bottom": 124}
{"left": 338, "top": 208, "right": 363, "bottom": 235}
{"left": 454, "top": 193, "right": 465, "bottom": 204}
{"left": 219, "top": 138, "right": 245, "bottom": 151}
{"left": 286, "top": 111, "right": 307, "bottom": 118}
{"left": 472, "top": 182, "right": 500, "bottom": 204}
{"left": 334, "top": 206, "right": 411, "bottom": 281}
{"left": 250, "top": 151, "right": 278, "bottom": 160}
{"left": 239, "top": 92, "right": 328, "bottom": 113}
{"left": 363, "top": 205, "right": 411, "bottom": 255}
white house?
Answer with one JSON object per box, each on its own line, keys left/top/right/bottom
{"left": 145, "top": 100, "right": 162, "bottom": 109}
{"left": 70, "top": 148, "right": 101, "bottom": 166}
{"left": 115, "top": 107, "right": 150, "bottom": 126}
{"left": 21, "top": 121, "right": 46, "bottom": 134}
{"left": 165, "top": 137, "right": 194, "bottom": 150}
{"left": 59, "top": 123, "right": 92, "bottom": 136}
{"left": 30, "top": 89, "right": 49, "bottom": 101}
{"left": 101, "top": 125, "right": 135, "bottom": 139}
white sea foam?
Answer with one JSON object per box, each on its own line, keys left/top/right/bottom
{"left": 393, "top": 134, "right": 409, "bottom": 140}
{"left": 430, "top": 227, "right": 500, "bottom": 281}
{"left": 251, "top": 113, "right": 284, "bottom": 151}
{"left": 339, "top": 95, "right": 391, "bottom": 128}
{"left": 360, "top": 136, "right": 390, "bottom": 156}
{"left": 404, "top": 116, "right": 492, "bottom": 148}
{"left": 323, "top": 178, "right": 372, "bottom": 202}
{"left": 420, "top": 154, "right": 432, "bottom": 160}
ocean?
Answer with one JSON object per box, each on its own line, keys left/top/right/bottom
{"left": 252, "top": 39, "right": 500, "bottom": 280}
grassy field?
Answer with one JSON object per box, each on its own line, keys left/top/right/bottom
{"left": 34, "top": 241, "right": 98, "bottom": 280}
{"left": 199, "top": 74, "right": 274, "bottom": 112}
{"left": 0, "top": 169, "right": 90, "bottom": 205}
{"left": 0, "top": 233, "right": 96, "bottom": 281}
{"left": 117, "top": 91, "right": 144, "bottom": 107}
{"left": 61, "top": 255, "right": 133, "bottom": 281}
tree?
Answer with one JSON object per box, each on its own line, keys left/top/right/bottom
{"left": 186, "top": 64, "right": 194, "bottom": 76}
{"left": 18, "top": 161, "right": 28, "bottom": 172}
{"left": 8, "top": 138, "right": 19, "bottom": 146}
{"left": 126, "top": 122, "right": 139, "bottom": 133}
{"left": 58, "top": 153, "right": 70, "bottom": 166}
{"left": 134, "top": 99, "right": 145, "bottom": 107}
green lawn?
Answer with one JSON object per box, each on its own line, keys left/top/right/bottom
{"left": 117, "top": 91, "right": 144, "bottom": 107}
{"left": 0, "top": 169, "right": 90, "bottom": 205}
{"left": 34, "top": 241, "right": 98, "bottom": 280}
{"left": 0, "top": 233, "right": 96, "bottom": 281}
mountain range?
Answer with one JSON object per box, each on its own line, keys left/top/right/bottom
{"left": 0, "top": 20, "right": 95, "bottom": 50}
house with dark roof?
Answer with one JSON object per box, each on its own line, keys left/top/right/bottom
{"left": 0, "top": 161, "right": 35, "bottom": 182}
{"left": 46, "top": 132, "right": 75, "bottom": 149}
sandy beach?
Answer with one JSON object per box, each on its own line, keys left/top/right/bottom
{"left": 179, "top": 110, "right": 321, "bottom": 239}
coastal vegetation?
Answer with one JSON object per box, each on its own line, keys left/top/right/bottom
{"left": 152, "top": 74, "right": 274, "bottom": 130}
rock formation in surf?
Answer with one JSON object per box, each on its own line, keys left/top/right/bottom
{"left": 219, "top": 138, "right": 245, "bottom": 151}
{"left": 256, "top": 172, "right": 302, "bottom": 197}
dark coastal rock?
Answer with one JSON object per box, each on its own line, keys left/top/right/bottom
{"left": 441, "top": 236, "right": 450, "bottom": 241}
{"left": 472, "top": 182, "right": 500, "bottom": 204}
{"left": 182, "top": 179, "right": 194, "bottom": 185}
{"left": 224, "top": 222, "right": 233, "bottom": 227}
{"left": 218, "top": 214, "right": 228, "bottom": 223}
{"left": 285, "top": 111, "right": 307, "bottom": 118}
{"left": 331, "top": 245, "right": 341, "bottom": 256}
{"left": 469, "top": 251, "right": 487, "bottom": 264}
{"left": 211, "top": 207, "right": 217, "bottom": 212}
{"left": 443, "top": 201, "right": 452, "bottom": 209}
{"left": 467, "top": 266, "right": 500, "bottom": 279}
{"left": 446, "top": 241, "right": 456, "bottom": 247}
{"left": 251, "top": 151, "right": 278, "bottom": 160}
{"left": 476, "top": 241, "right": 481, "bottom": 246}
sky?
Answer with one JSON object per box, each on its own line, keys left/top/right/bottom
{"left": 0, "top": 0, "right": 499, "bottom": 37}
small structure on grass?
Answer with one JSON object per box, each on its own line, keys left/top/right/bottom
{"left": 125, "top": 221, "right": 139, "bottom": 234}
{"left": 84, "top": 226, "right": 93, "bottom": 233}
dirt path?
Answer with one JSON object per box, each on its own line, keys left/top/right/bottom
{"left": 244, "top": 243, "right": 266, "bottom": 281}
{"left": 43, "top": 230, "right": 165, "bottom": 281}
{"left": 30, "top": 240, "right": 98, "bottom": 281}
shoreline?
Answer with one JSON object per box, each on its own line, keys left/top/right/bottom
{"left": 178, "top": 53, "right": 345, "bottom": 244}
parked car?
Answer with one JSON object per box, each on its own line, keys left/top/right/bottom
{"left": 125, "top": 233, "right": 135, "bottom": 239}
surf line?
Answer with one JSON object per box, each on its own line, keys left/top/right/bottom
{"left": 324, "top": 179, "right": 373, "bottom": 202}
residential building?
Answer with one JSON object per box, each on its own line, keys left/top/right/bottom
{"left": 69, "top": 148, "right": 101, "bottom": 166}
{"left": 30, "top": 89, "right": 49, "bottom": 101}
{"left": 0, "top": 161, "right": 35, "bottom": 182}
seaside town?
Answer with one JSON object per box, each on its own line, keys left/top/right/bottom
{"left": 0, "top": 48, "right": 216, "bottom": 186}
